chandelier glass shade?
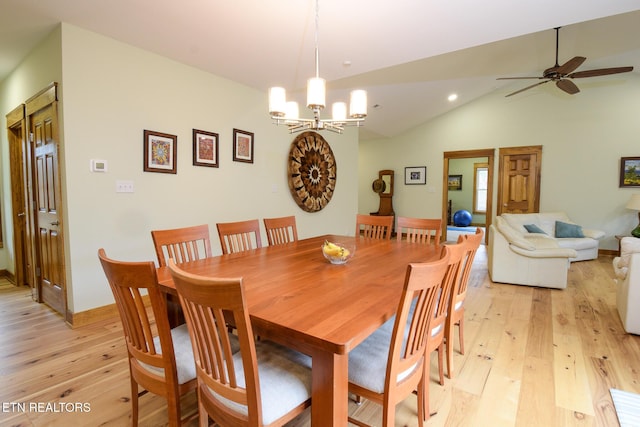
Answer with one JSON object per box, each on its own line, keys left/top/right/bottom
{"left": 268, "top": 0, "right": 367, "bottom": 134}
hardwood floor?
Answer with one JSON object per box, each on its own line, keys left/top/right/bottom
{"left": 1, "top": 247, "right": 637, "bottom": 426}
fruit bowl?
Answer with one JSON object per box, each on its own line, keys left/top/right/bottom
{"left": 322, "top": 241, "right": 355, "bottom": 265}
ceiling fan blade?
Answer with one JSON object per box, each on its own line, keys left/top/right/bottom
{"left": 556, "top": 79, "right": 580, "bottom": 95}
{"left": 568, "top": 66, "right": 634, "bottom": 79}
{"left": 555, "top": 56, "right": 586, "bottom": 75}
{"left": 497, "top": 77, "right": 545, "bottom": 80}
{"left": 505, "top": 80, "right": 550, "bottom": 97}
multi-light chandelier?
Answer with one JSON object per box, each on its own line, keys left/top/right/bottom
{"left": 268, "top": 0, "right": 367, "bottom": 134}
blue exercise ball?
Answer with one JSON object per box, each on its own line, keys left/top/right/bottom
{"left": 453, "top": 209, "right": 472, "bottom": 227}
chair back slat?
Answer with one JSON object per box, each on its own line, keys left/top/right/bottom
{"left": 151, "top": 224, "right": 212, "bottom": 267}
{"left": 264, "top": 216, "right": 298, "bottom": 246}
{"left": 217, "top": 219, "right": 263, "bottom": 254}
{"left": 396, "top": 216, "right": 442, "bottom": 247}
{"left": 355, "top": 214, "right": 393, "bottom": 240}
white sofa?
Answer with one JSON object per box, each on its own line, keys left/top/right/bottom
{"left": 613, "top": 237, "right": 640, "bottom": 334}
{"left": 488, "top": 212, "right": 604, "bottom": 289}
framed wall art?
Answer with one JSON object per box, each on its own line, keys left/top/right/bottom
{"left": 233, "top": 128, "right": 254, "bottom": 163}
{"left": 404, "top": 166, "right": 426, "bottom": 185}
{"left": 143, "top": 129, "right": 177, "bottom": 174}
{"left": 193, "top": 129, "right": 219, "bottom": 168}
{"left": 448, "top": 174, "right": 462, "bottom": 191}
{"left": 620, "top": 157, "right": 640, "bottom": 187}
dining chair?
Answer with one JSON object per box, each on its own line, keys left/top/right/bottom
{"left": 167, "top": 259, "right": 312, "bottom": 427}
{"left": 347, "top": 250, "right": 451, "bottom": 427}
{"left": 263, "top": 215, "right": 298, "bottom": 246}
{"left": 420, "top": 239, "right": 468, "bottom": 419}
{"left": 151, "top": 224, "right": 213, "bottom": 327}
{"left": 150, "top": 224, "right": 212, "bottom": 267}
{"left": 98, "top": 249, "right": 197, "bottom": 427}
{"left": 216, "top": 219, "right": 263, "bottom": 254}
{"left": 396, "top": 216, "right": 442, "bottom": 248}
{"left": 445, "top": 227, "right": 484, "bottom": 379}
{"left": 355, "top": 214, "right": 394, "bottom": 240}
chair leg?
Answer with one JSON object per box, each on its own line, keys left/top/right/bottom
{"left": 437, "top": 343, "right": 445, "bottom": 386}
{"left": 166, "top": 394, "right": 180, "bottom": 427}
{"left": 458, "top": 318, "right": 465, "bottom": 355}
{"left": 131, "top": 380, "right": 139, "bottom": 427}
{"left": 445, "top": 322, "right": 454, "bottom": 379}
{"left": 417, "top": 378, "right": 426, "bottom": 427}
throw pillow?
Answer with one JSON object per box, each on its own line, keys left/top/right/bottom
{"left": 555, "top": 221, "right": 585, "bottom": 238}
{"left": 523, "top": 224, "right": 546, "bottom": 234}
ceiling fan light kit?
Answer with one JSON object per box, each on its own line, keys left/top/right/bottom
{"left": 268, "top": 0, "right": 367, "bottom": 134}
{"left": 498, "top": 27, "right": 634, "bottom": 97}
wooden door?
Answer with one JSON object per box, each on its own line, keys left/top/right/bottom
{"left": 6, "top": 105, "right": 35, "bottom": 293}
{"left": 30, "top": 95, "right": 66, "bottom": 317}
{"left": 497, "top": 146, "right": 542, "bottom": 215}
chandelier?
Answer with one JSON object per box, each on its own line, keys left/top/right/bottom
{"left": 268, "top": 0, "right": 367, "bottom": 134}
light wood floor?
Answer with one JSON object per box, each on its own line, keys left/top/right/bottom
{"left": 1, "top": 247, "right": 637, "bottom": 426}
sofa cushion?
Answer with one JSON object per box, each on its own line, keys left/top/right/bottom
{"left": 556, "top": 237, "right": 597, "bottom": 251}
{"left": 555, "top": 221, "right": 585, "bottom": 238}
{"left": 524, "top": 224, "right": 546, "bottom": 234}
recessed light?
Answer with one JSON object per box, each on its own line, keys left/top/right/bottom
{"left": 448, "top": 93, "right": 458, "bottom": 102}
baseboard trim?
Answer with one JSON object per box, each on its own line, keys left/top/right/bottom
{"left": 68, "top": 295, "right": 151, "bottom": 328}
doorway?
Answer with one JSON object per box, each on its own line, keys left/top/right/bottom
{"left": 6, "top": 83, "right": 67, "bottom": 319}
{"left": 442, "top": 149, "right": 495, "bottom": 243}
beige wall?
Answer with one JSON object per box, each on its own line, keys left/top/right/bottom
{"left": 0, "top": 23, "right": 359, "bottom": 313}
{"left": 0, "top": 26, "right": 63, "bottom": 275}
{"left": 360, "top": 72, "right": 640, "bottom": 251}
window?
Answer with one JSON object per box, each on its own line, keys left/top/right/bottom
{"left": 473, "top": 163, "right": 488, "bottom": 213}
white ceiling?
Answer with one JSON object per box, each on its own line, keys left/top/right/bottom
{"left": 2, "top": 1, "right": 640, "bottom": 140}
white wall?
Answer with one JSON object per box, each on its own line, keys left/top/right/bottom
{"left": 0, "top": 26, "right": 63, "bottom": 273}
{"left": 360, "top": 74, "right": 640, "bottom": 251}
{"left": 0, "top": 23, "right": 359, "bottom": 314}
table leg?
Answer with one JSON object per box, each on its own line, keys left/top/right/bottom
{"left": 310, "top": 350, "right": 349, "bottom": 427}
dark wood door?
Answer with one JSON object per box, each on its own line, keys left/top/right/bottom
{"left": 31, "top": 102, "right": 66, "bottom": 316}
{"left": 497, "top": 146, "right": 542, "bottom": 215}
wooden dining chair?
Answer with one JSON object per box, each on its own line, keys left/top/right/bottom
{"left": 167, "top": 259, "right": 312, "bottom": 427}
{"left": 420, "top": 239, "right": 468, "bottom": 419}
{"left": 151, "top": 224, "right": 213, "bottom": 327}
{"left": 396, "top": 216, "right": 442, "bottom": 248}
{"left": 445, "top": 227, "right": 484, "bottom": 379}
{"left": 98, "top": 249, "right": 197, "bottom": 427}
{"left": 263, "top": 215, "right": 298, "bottom": 246}
{"left": 347, "top": 250, "right": 450, "bottom": 427}
{"left": 216, "top": 219, "right": 263, "bottom": 254}
{"left": 151, "top": 224, "right": 212, "bottom": 267}
{"left": 355, "top": 214, "right": 394, "bottom": 240}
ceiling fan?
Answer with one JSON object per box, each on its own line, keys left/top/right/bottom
{"left": 498, "top": 27, "right": 634, "bottom": 97}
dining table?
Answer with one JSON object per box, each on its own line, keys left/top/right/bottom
{"left": 156, "top": 234, "right": 440, "bottom": 426}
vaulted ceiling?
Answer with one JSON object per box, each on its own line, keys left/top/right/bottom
{"left": 2, "top": 1, "right": 639, "bottom": 140}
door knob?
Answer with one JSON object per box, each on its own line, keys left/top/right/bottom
{"left": 50, "top": 221, "right": 59, "bottom": 226}
{"left": 17, "top": 212, "right": 26, "bottom": 217}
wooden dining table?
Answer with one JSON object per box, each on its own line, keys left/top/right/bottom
{"left": 156, "top": 234, "right": 440, "bottom": 426}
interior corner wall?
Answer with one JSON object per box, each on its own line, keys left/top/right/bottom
{"left": 0, "top": 25, "right": 63, "bottom": 275}
{"left": 1, "top": 23, "right": 357, "bottom": 314}
{"left": 359, "top": 73, "right": 640, "bottom": 251}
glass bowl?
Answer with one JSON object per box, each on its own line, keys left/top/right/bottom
{"left": 321, "top": 241, "right": 355, "bottom": 265}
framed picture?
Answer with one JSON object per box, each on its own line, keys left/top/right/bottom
{"left": 193, "top": 129, "right": 219, "bottom": 168}
{"left": 405, "top": 166, "right": 426, "bottom": 185}
{"left": 448, "top": 174, "right": 462, "bottom": 191}
{"left": 620, "top": 157, "right": 640, "bottom": 187}
{"left": 143, "top": 130, "right": 177, "bottom": 174}
{"left": 233, "top": 128, "right": 254, "bottom": 163}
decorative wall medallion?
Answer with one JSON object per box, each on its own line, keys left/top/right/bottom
{"left": 288, "top": 131, "right": 337, "bottom": 212}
